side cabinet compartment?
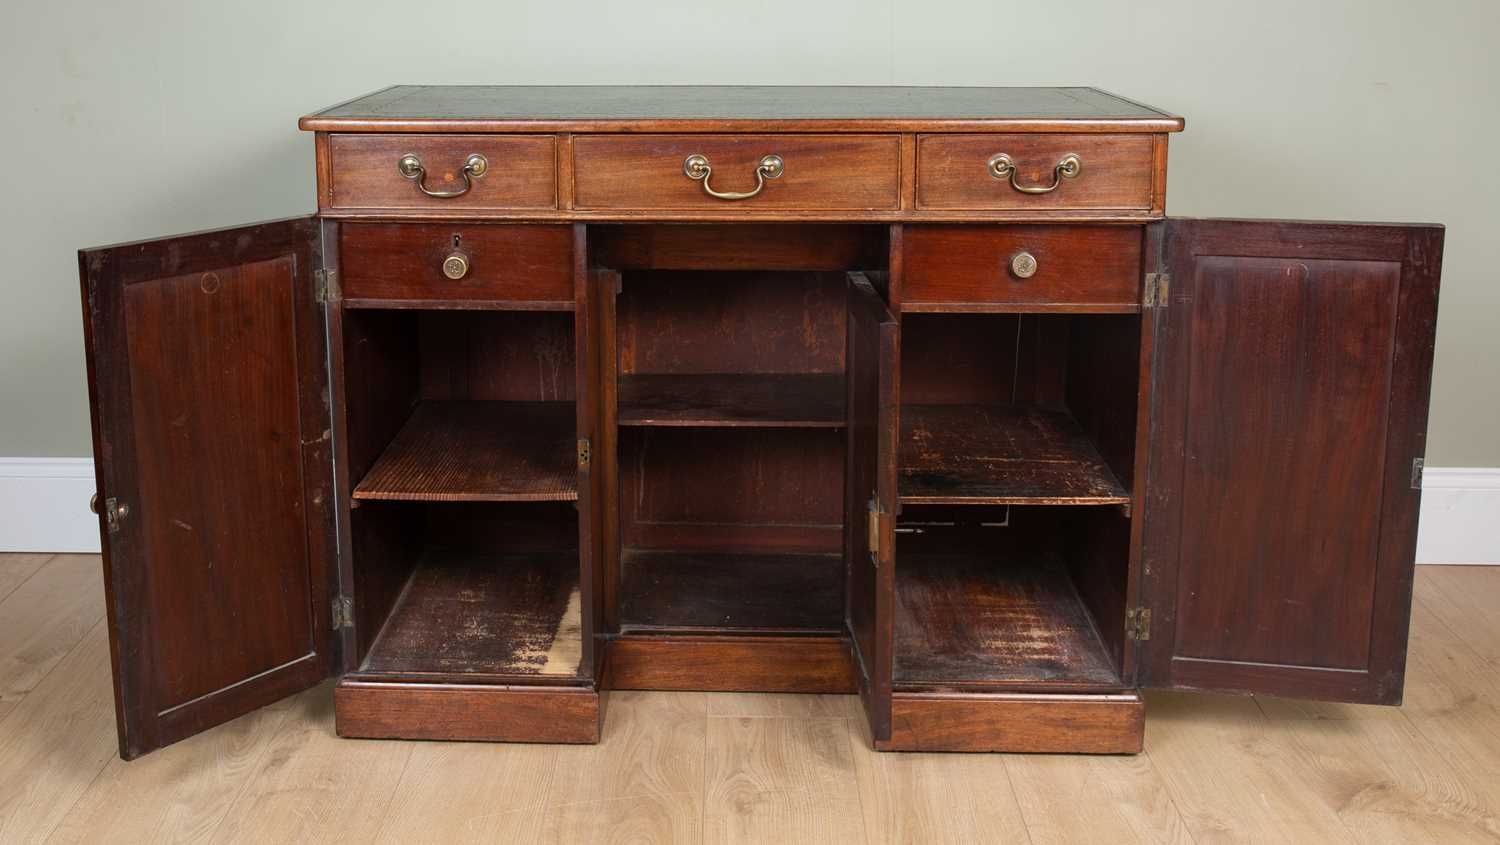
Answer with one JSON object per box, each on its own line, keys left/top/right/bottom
{"left": 330, "top": 224, "right": 604, "bottom": 743}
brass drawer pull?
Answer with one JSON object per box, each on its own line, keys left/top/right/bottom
{"left": 1009, "top": 251, "right": 1038, "bottom": 279}
{"left": 987, "top": 153, "right": 1082, "bottom": 195}
{"left": 397, "top": 153, "right": 488, "bottom": 198}
{"left": 442, "top": 253, "right": 470, "bottom": 280}
{"left": 683, "top": 153, "right": 784, "bottom": 200}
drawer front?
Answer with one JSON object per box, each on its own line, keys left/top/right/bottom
{"left": 902, "top": 225, "right": 1142, "bottom": 310}
{"left": 340, "top": 224, "right": 574, "bottom": 306}
{"left": 329, "top": 134, "right": 557, "bottom": 211}
{"left": 573, "top": 135, "right": 900, "bottom": 211}
{"left": 917, "top": 134, "right": 1155, "bottom": 212}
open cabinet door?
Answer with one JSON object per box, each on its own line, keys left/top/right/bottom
{"left": 1140, "top": 219, "right": 1442, "bottom": 704}
{"left": 80, "top": 218, "right": 338, "bottom": 758}
{"left": 846, "top": 273, "right": 898, "bottom": 740}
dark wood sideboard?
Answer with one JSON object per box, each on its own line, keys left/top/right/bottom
{"left": 78, "top": 86, "right": 1443, "bottom": 759}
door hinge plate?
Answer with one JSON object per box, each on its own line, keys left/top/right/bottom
{"left": 332, "top": 596, "right": 354, "bottom": 629}
{"left": 313, "top": 269, "right": 337, "bottom": 304}
{"left": 577, "top": 438, "right": 591, "bottom": 470}
{"left": 1144, "top": 273, "right": 1171, "bottom": 308}
{"left": 1412, "top": 458, "right": 1425, "bottom": 490}
{"left": 102, "top": 497, "right": 127, "bottom": 534}
{"left": 1126, "top": 607, "right": 1152, "bottom": 641}
{"left": 866, "top": 497, "right": 883, "bottom": 567}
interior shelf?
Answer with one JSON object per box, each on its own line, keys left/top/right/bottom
{"left": 894, "top": 551, "right": 1120, "bottom": 689}
{"left": 353, "top": 400, "right": 577, "bottom": 502}
{"left": 618, "top": 373, "right": 845, "bottom": 428}
{"left": 361, "top": 549, "right": 582, "bottom": 677}
{"left": 619, "top": 549, "right": 844, "bottom": 633}
{"left": 899, "top": 404, "right": 1129, "bottom": 505}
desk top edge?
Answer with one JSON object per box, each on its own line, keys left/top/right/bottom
{"left": 299, "top": 85, "right": 1185, "bottom": 133}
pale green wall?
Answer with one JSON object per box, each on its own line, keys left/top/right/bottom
{"left": 2, "top": 0, "right": 1495, "bottom": 463}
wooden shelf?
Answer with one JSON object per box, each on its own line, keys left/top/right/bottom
{"left": 617, "top": 373, "right": 845, "bottom": 428}
{"left": 361, "top": 549, "right": 582, "bottom": 678}
{"left": 619, "top": 549, "right": 843, "bottom": 633}
{"left": 353, "top": 401, "right": 577, "bottom": 502}
{"left": 895, "top": 551, "right": 1120, "bottom": 689}
{"left": 899, "top": 404, "right": 1129, "bottom": 505}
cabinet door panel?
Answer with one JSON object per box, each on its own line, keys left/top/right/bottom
{"left": 846, "top": 274, "right": 898, "bottom": 739}
{"left": 1142, "top": 219, "right": 1442, "bottom": 703}
{"left": 81, "top": 218, "right": 336, "bottom": 758}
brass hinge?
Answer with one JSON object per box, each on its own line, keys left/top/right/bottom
{"left": 1412, "top": 458, "right": 1425, "bottom": 490}
{"left": 1144, "top": 273, "right": 1171, "bottom": 308}
{"left": 313, "top": 269, "right": 337, "bottom": 304}
{"left": 1126, "top": 607, "right": 1152, "bottom": 641}
{"left": 577, "top": 438, "right": 591, "bottom": 470}
{"left": 866, "top": 496, "right": 883, "bottom": 567}
{"left": 332, "top": 596, "right": 354, "bottom": 629}
{"left": 95, "top": 496, "right": 127, "bottom": 534}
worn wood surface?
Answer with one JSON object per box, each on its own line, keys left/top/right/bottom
{"left": 357, "top": 550, "right": 581, "bottom": 678}
{"left": 916, "top": 134, "right": 1155, "bottom": 212}
{"left": 340, "top": 222, "right": 574, "bottom": 308}
{"left": 5, "top": 557, "right": 1500, "bottom": 842}
{"left": 327, "top": 134, "right": 557, "bottom": 211}
{"left": 300, "top": 85, "right": 1183, "bottom": 133}
{"left": 894, "top": 551, "right": 1121, "bottom": 690}
{"left": 899, "top": 404, "right": 1129, "bottom": 505}
{"left": 353, "top": 401, "right": 578, "bottom": 502}
{"left": 618, "top": 373, "right": 845, "bottom": 428}
{"left": 619, "top": 550, "right": 843, "bottom": 633}
{"left": 901, "top": 224, "right": 1142, "bottom": 311}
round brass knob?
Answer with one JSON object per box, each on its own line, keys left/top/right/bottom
{"left": 1009, "top": 251, "right": 1038, "bottom": 279}
{"left": 442, "top": 253, "right": 470, "bottom": 280}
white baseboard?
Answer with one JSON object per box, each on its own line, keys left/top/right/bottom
{"left": 1415, "top": 467, "right": 1500, "bottom": 565}
{"left": 1, "top": 458, "right": 1497, "bottom": 563}
{"left": 0, "top": 458, "right": 101, "bottom": 553}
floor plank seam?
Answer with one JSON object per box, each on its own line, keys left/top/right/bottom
{"left": 12, "top": 616, "right": 113, "bottom": 845}
{"left": 196, "top": 700, "right": 302, "bottom": 845}
{"left": 840, "top": 717, "right": 873, "bottom": 845}
{"left": 997, "top": 756, "right": 1039, "bottom": 845}
{"left": 0, "top": 553, "right": 55, "bottom": 606}
{"left": 544, "top": 789, "right": 700, "bottom": 810}
{"left": 1139, "top": 743, "right": 1202, "bottom": 845}
{"left": 699, "top": 702, "right": 710, "bottom": 844}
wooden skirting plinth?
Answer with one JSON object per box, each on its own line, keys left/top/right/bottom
{"left": 878, "top": 691, "right": 1145, "bottom": 753}
{"left": 604, "top": 634, "right": 857, "bottom": 694}
{"left": 334, "top": 680, "right": 602, "bottom": 744}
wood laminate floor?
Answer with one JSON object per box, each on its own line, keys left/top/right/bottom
{"left": 3, "top": 553, "right": 1500, "bottom": 843}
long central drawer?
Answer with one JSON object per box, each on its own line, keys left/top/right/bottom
{"left": 572, "top": 134, "right": 901, "bottom": 212}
